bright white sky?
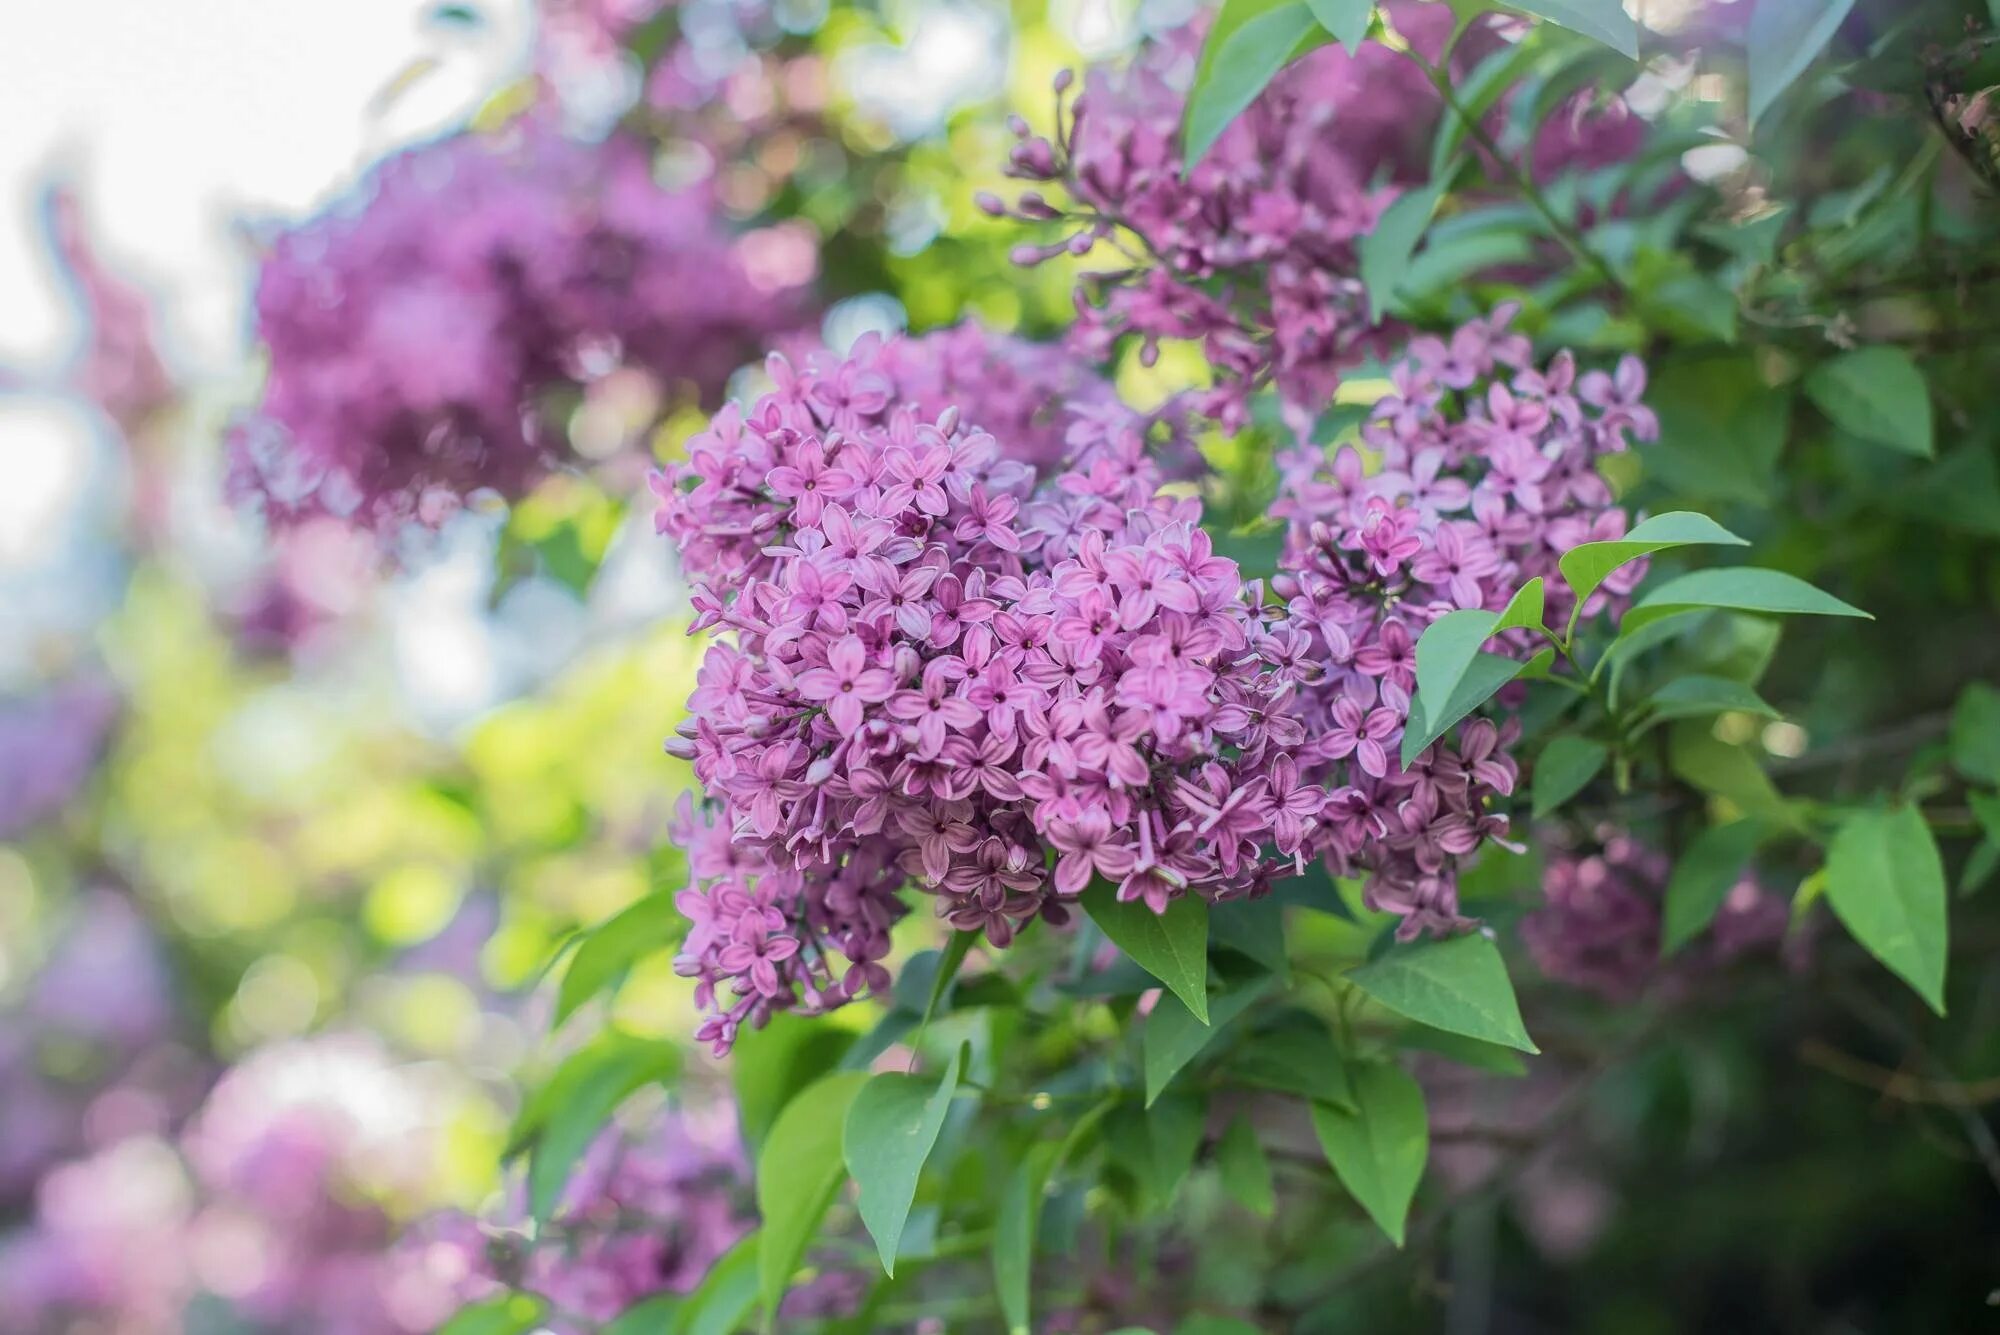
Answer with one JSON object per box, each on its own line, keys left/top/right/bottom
{"left": 0, "top": 0, "right": 530, "bottom": 377}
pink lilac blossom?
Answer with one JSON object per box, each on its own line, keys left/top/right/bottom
{"left": 1267, "top": 308, "right": 1657, "bottom": 936}
{"left": 229, "top": 119, "right": 809, "bottom": 542}
{"left": 653, "top": 328, "right": 1313, "bottom": 1050}
{"left": 402, "top": 1098, "right": 858, "bottom": 1331}
{"left": 1522, "top": 828, "right": 1793, "bottom": 1001}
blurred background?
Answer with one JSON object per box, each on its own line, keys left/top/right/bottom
{"left": 6, "top": 0, "right": 2000, "bottom": 1331}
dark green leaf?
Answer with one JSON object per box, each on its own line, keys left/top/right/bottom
{"left": 1346, "top": 933, "right": 1538, "bottom": 1053}
{"left": 1532, "top": 736, "right": 1609, "bottom": 817}
{"left": 1949, "top": 683, "right": 2000, "bottom": 786}
{"left": 1311, "top": 1062, "right": 1428, "bottom": 1246}
{"left": 1662, "top": 820, "right": 1763, "bottom": 955}
{"left": 1748, "top": 0, "right": 1859, "bottom": 124}
{"left": 757, "top": 1072, "right": 869, "bottom": 1325}
{"left": 1824, "top": 805, "right": 1948, "bottom": 1015}
{"left": 1623, "top": 567, "right": 1871, "bottom": 634}
{"left": 676, "top": 1230, "right": 761, "bottom": 1335}
{"left": 1216, "top": 1116, "right": 1275, "bottom": 1217}
{"left": 554, "top": 891, "right": 678, "bottom": 1026}
{"left": 1143, "top": 979, "right": 1272, "bottom": 1105}
{"left": 845, "top": 1048, "right": 964, "bottom": 1275}
{"left": 1082, "top": 882, "right": 1210, "bottom": 1022}
{"left": 1228, "top": 1016, "right": 1355, "bottom": 1109}
{"left": 1210, "top": 895, "right": 1289, "bottom": 977}
{"left": 1805, "top": 346, "right": 1933, "bottom": 458}
{"left": 1305, "top": 0, "right": 1371, "bottom": 52}
{"left": 603, "top": 1295, "right": 681, "bottom": 1335}
{"left": 1395, "top": 1023, "right": 1528, "bottom": 1076}
{"left": 994, "top": 1101, "right": 1115, "bottom": 1335}
{"left": 513, "top": 1034, "right": 679, "bottom": 1222}
{"left": 1360, "top": 178, "right": 1446, "bottom": 323}
{"left": 1184, "top": 0, "right": 1327, "bottom": 170}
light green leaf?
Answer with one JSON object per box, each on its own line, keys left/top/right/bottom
{"left": 844, "top": 1047, "right": 964, "bottom": 1276}
{"left": 1748, "top": 0, "right": 1859, "bottom": 124}
{"left": 757, "top": 1072, "right": 869, "bottom": 1326}
{"left": 1228, "top": 1016, "right": 1356, "bottom": 1109}
{"left": 1402, "top": 651, "right": 1526, "bottom": 768}
{"left": 1661, "top": 820, "right": 1763, "bottom": 955}
{"left": 1558, "top": 511, "right": 1747, "bottom": 640}
{"left": 1532, "top": 736, "right": 1609, "bottom": 817}
{"left": 1347, "top": 933, "right": 1538, "bottom": 1053}
{"left": 1360, "top": 178, "right": 1447, "bottom": 323}
{"left": 1413, "top": 580, "right": 1545, "bottom": 734}
{"left": 1642, "top": 673, "right": 1780, "bottom": 722}
{"left": 555, "top": 891, "right": 679, "bottom": 1025}
{"left": 732, "top": 1014, "right": 854, "bottom": 1154}
{"left": 437, "top": 1296, "right": 549, "bottom": 1335}
{"left": 511, "top": 1034, "right": 680, "bottom": 1222}
{"left": 1082, "top": 881, "right": 1210, "bottom": 1023}
{"left": 603, "top": 1295, "right": 681, "bottom": 1335}
{"left": 1184, "top": 0, "right": 1326, "bottom": 170}
{"left": 1668, "top": 722, "right": 1793, "bottom": 823}
{"left": 1972, "top": 790, "right": 2000, "bottom": 845}
{"left": 1623, "top": 567, "right": 1871, "bottom": 635}
{"left": 1143, "top": 978, "right": 1273, "bottom": 1105}
{"left": 1311, "top": 1062, "right": 1428, "bottom": 1246}
{"left": 675, "top": 1231, "right": 761, "bottom": 1335}
{"left": 1305, "top": 0, "right": 1372, "bottom": 52}
{"left": 1950, "top": 682, "right": 2000, "bottom": 786}
{"left": 1805, "top": 346, "right": 1933, "bottom": 458}
{"left": 1824, "top": 805, "right": 1948, "bottom": 1015}
{"left": 1505, "top": 0, "right": 1639, "bottom": 58}
{"left": 1216, "top": 1115, "right": 1275, "bottom": 1217}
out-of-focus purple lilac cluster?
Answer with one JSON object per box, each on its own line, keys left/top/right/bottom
{"left": 653, "top": 326, "right": 1320, "bottom": 1050}
{"left": 1523, "top": 829, "right": 1794, "bottom": 1001}
{"left": 0, "top": 679, "right": 118, "bottom": 840}
{"left": 229, "top": 119, "right": 812, "bottom": 542}
{"left": 402, "top": 1096, "right": 860, "bottom": 1331}
{"left": 0, "top": 1034, "right": 462, "bottom": 1335}
{"left": 990, "top": 6, "right": 1652, "bottom": 427}
{"left": 1268, "top": 310, "right": 1655, "bottom": 935}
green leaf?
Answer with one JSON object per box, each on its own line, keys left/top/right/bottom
{"left": 1141, "top": 1093, "right": 1207, "bottom": 1204}
{"left": 1346, "top": 933, "right": 1538, "bottom": 1053}
{"left": 1805, "top": 346, "right": 1933, "bottom": 458}
{"left": 1401, "top": 651, "right": 1527, "bottom": 768}
{"left": 1144, "top": 978, "right": 1273, "bottom": 1105}
{"left": 675, "top": 1230, "right": 762, "bottom": 1335}
{"left": 1532, "top": 736, "right": 1609, "bottom": 817}
{"left": 1311, "top": 1062, "right": 1429, "bottom": 1246}
{"left": 845, "top": 1047, "right": 964, "bottom": 1276}
{"left": 1505, "top": 0, "right": 1639, "bottom": 58}
{"left": 757, "top": 1071, "right": 869, "bottom": 1326}
{"left": 603, "top": 1295, "right": 682, "bottom": 1335}
{"left": 1748, "top": 0, "right": 1859, "bottom": 124}
{"left": 1210, "top": 894, "right": 1289, "bottom": 977}
{"left": 1824, "top": 805, "right": 1948, "bottom": 1015}
{"left": 1082, "top": 882, "right": 1210, "bottom": 1023}
{"left": 1972, "top": 790, "right": 2000, "bottom": 845}
{"left": 1949, "top": 683, "right": 2000, "bottom": 786}
{"left": 1305, "top": 0, "right": 1371, "bottom": 52}
{"left": 994, "top": 1101, "right": 1115, "bottom": 1335}
{"left": 1668, "top": 722, "right": 1792, "bottom": 823}
{"left": 437, "top": 1295, "right": 549, "bottom": 1335}
{"left": 1646, "top": 359, "right": 1790, "bottom": 505}
{"left": 732, "top": 1014, "right": 855, "bottom": 1154}
{"left": 1395, "top": 1024, "right": 1527, "bottom": 1076}
{"left": 1636, "top": 675, "right": 1781, "bottom": 733}
{"left": 511, "top": 1034, "right": 680, "bottom": 1222}
{"left": 1558, "top": 511, "right": 1747, "bottom": 640}
{"left": 1622, "top": 567, "right": 1871, "bottom": 635}
{"left": 1228, "top": 1016, "right": 1356, "bottom": 1109}
{"left": 554, "top": 891, "right": 678, "bottom": 1026}
{"left": 1178, "top": 1320, "right": 1266, "bottom": 1335}
{"left": 1359, "top": 178, "right": 1446, "bottom": 323}
{"left": 1413, "top": 579, "right": 1544, "bottom": 733}
{"left": 1184, "top": 0, "right": 1326, "bottom": 170}
{"left": 1661, "top": 821, "right": 1763, "bottom": 955}
{"left": 1216, "top": 1116, "right": 1275, "bottom": 1217}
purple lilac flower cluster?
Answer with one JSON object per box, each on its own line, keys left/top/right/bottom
{"left": 1523, "top": 828, "right": 1794, "bottom": 1001}
{"left": 1266, "top": 308, "right": 1658, "bottom": 935}
{"left": 653, "top": 328, "right": 1323, "bottom": 1051}
{"left": 403, "top": 1097, "right": 860, "bottom": 1331}
{"left": 229, "top": 119, "right": 808, "bottom": 541}
{"left": 0, "top": 679, "right": 118, "bottom": 839}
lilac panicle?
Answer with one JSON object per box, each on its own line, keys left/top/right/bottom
{"left": 229, "top": 119, "right": 808, "bottom": 542}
